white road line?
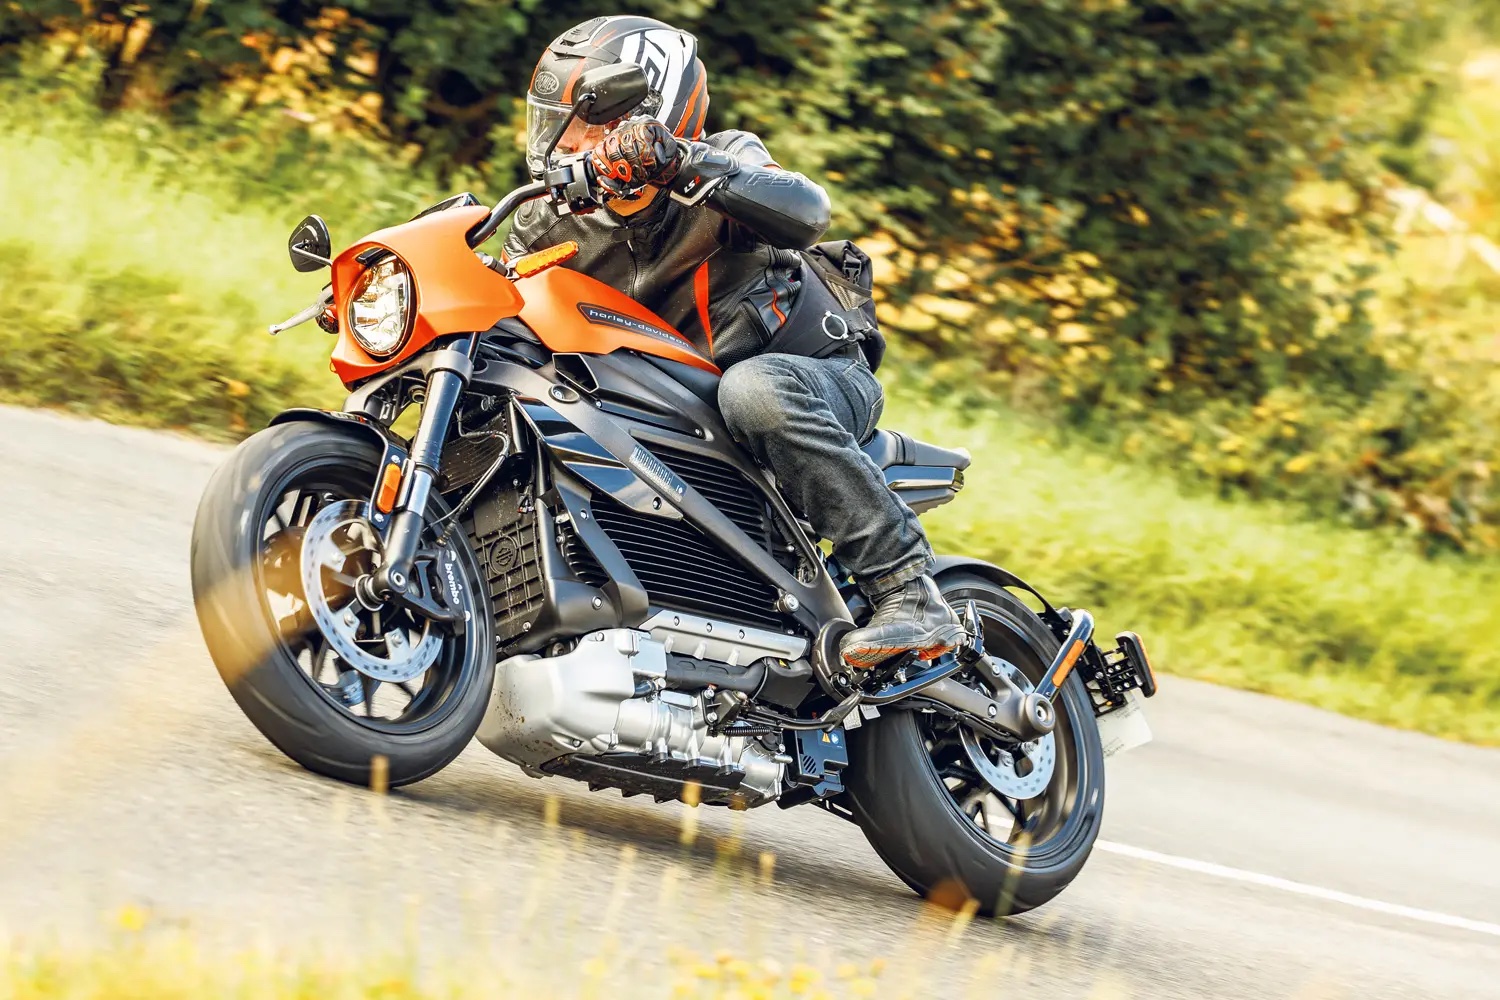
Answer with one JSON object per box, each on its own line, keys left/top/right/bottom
{"left": 1096, "top": 840, "right": 1500, "bottom": 938}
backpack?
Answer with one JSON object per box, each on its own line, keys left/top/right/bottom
{"left": 762, "top": 240, "right": 886, "bottom": 372}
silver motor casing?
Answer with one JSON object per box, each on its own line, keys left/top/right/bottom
{"left": 476, "top": 621, "right": 805, "bottom": 804}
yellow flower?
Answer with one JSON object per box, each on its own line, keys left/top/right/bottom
{"left": 115, "top": 904, "right": 150, "bottom": 933}
{"left": 1284, "top": 454, "right": 1314, "bottom": 474}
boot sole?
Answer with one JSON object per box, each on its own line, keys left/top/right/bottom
{"left": 841, "top": 623, "right": 965, "bottom": 670}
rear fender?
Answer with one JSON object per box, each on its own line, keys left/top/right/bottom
{"left": 267, "top": 408, "right": 409, "bottom": 536}
{"left": 931, "top": 556, "right": 1066, "bottom": 635}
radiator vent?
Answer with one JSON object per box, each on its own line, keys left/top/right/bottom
{"left": 592, "top": 500, "right": 784, "bottom": 630}
{"left": 591, "top": 444, "right": 783, "bottom": 631}
{"left": 651, "top": 444, "right": 770, "bottom": 546}
{"left": 439, "top": 407, "right": 512, "bottom": 492}
{"left": 468, "top": 485, "right": 544, "bottom": 644}
{"left": 558, "top": 521, "right": 608, "bottom": 588}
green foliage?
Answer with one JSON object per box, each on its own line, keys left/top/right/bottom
{"left": 901, "top": 378, "right": 1500, "bottom": 746}
{"left": 10, "top": 0, "right": 1496, "bottom": 549}
{"left": 1, "top": 88, "right": 1497, "bottom": 742}
{"left": 0, "top": 81, "right": 342, "bottom": 435}
{"left": 0, "top": 249, "right": 318, "bottom": 436}
{"left": 1396, "top": 8, "right": 1500, "bottom": 240}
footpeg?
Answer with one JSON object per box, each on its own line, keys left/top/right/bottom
{"left": 1113, "top": 632, "right": 1158, "bottom": 697}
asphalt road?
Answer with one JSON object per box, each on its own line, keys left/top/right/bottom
{"left": 2, "top": 404, "right": 1498, "bottom": 998}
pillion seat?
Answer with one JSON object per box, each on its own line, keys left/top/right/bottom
{"left": 859, "top": 429, "right": 971, "bottom": 472}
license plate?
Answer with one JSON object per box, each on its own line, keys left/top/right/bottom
{"left": 1097, "top": 689, "right": 1152, "bottom": 758}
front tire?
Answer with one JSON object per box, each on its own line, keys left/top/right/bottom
{"left": 190, "top": 421, "right": 494, "bottom": 788}
{"left": 843, "top": 575, "right": 1106, "bottom": 916}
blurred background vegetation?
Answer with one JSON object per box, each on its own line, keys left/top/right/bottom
{"left": 0, "top": 0, "right": 1497, "bottom": 740}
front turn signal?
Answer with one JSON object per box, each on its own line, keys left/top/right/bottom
{"left": 512, "top": 240, "right": 580, "bottom": 278}
{"left": 376, "top": 460, "right": 403, "bottom": 514}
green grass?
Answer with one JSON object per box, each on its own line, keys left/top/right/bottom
{"left": 1, "top": 79, "right": 1497, "bottom": 744}
{"left": 894, "top": 387, "right": 1500, "bottom": 743}
{"left": 0, "top": 121, "right": 333, "bottom": 434}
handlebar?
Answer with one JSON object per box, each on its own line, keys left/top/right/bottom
{"left": 272, "top": 156, "right": 611, "bottom": 338}
{"left": 466, "top": 152, "right": 612, "bottom": 249}
{"left": 465, "top": 179, "right": 550, "bottom": 248}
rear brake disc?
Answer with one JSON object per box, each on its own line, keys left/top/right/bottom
{"left": 960, "top": 658, "right": 1057, "bottom": 800}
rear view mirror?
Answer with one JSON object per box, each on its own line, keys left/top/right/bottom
{"left": 288, "top": 215, "right": 332, "bottom": 272}
{"left": 573, "top": 64, "right": 650, "bottom": 126}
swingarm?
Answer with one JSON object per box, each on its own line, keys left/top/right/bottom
{"left": 809, "top": 601, "right": 1156, "bottom": 746}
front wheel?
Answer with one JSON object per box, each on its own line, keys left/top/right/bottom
{"left": 843, "top": 574, "right": 1106, "bottom": 916}
{"left": 190, "top": 420, "right": 494, "bottom": 788}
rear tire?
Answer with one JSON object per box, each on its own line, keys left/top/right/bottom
{"left": 190, "top": 421, "right": 494, "bottom": 788}
{"left": 843, "top": 575, "right": 1105, "bottom": 916}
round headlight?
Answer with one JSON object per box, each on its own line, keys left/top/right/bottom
{"left": 348, "top": 257, "right": 413, "bottom": 356}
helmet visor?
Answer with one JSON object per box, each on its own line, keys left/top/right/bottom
{"left": 526, "top": 95, "right": 612, "bottom": 176}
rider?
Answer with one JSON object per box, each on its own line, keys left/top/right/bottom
{"left": 508, "top": 15, "right": 962, "bottom": 668}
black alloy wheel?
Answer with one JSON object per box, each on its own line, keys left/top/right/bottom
{"left": 191, "top": 421, "right": 495, "bottom": 787}
{"left": 843, "top": 574, "right": 1105, "bottom": 916}
{"left": 259, "top": 479, "right": 467, "bottom": 733}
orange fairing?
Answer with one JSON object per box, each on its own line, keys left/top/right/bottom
{"left": 329, "top": 205, "right": 524, "bottom": 384}
{"left": 517, "top": 266, "right": 721, "bottom": 375}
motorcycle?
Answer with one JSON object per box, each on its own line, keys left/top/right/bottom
{"left": 190, "top": 63, "right": 1157, "bottom": 916}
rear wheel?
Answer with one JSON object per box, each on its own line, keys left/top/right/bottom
{"left": 190, "top": 421, "right": 494, "bottom": 787}
{"left": 843, "top": 574, "right": 1105, "bottom": 916}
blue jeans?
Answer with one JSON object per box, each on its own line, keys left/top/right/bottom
{"left": 717, "top": 352, "right": 935, "bottom": 596}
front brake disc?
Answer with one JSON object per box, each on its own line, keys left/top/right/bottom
{"left": 299, "top": 499, "right": 441, "bottom": 683}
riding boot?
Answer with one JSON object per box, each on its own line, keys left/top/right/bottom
{"left": 840, "top": 575, "right": 963, "bottom": 669}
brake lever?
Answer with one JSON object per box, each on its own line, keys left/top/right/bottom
{"left": 544, "top": 154, "right": 625, "bottom": 216}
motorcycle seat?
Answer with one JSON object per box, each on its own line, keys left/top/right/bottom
{"left": 639, "top": 356, "right": 970, "bottom": 474}
{"left": 861, "top": 430, "right": 972, "bottom": 471}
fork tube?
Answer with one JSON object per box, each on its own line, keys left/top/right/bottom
{"left": 372, "top": 335, "right": 477, "bottom": 596}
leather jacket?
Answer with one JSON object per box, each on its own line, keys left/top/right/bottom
{"left": 505, "top": 130, "right": 831, "bottom": 369}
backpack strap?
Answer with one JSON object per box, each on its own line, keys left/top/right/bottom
{"left": 798, "top": 250, "right": 873, "bottom": 311}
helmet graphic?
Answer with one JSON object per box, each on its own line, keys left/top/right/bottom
{"left": 526, "top": 15, "right": 709, "bottom": 177}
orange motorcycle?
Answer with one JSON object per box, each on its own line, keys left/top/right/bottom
{"left": 190, "top": 64, "right": 1156, "bottom": 916}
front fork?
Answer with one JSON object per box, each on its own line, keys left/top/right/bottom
{"left": 364, "top": 335, "right": 477, "bottom": 607}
